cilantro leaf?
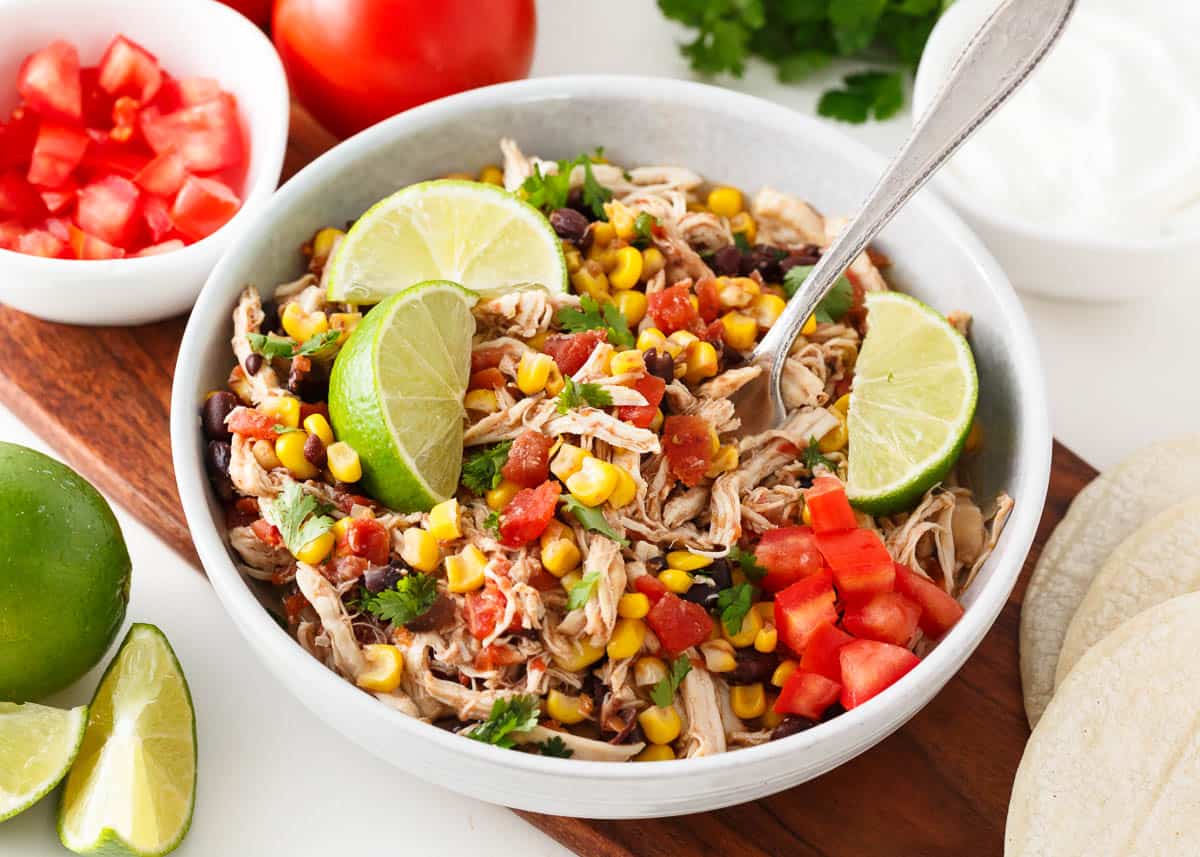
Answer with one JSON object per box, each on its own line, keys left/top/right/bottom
{"left": 566, "top": 571, "right": 601, "bottom": 610}
{"left": 732, "top": 231, "right": 752, "bottom": 252}
{"left": 717, "top": 582, "right": 756, "bottom": 636}
{"left": 562, "top": 494, "right": 629, "bottom": 547}
{"left": 466, "top": 695, "right": 540, "bottom": 749}
{"left": 728, "top": 544, "right": 766, "bottom": 582}
{"left": 829, "top": 0, "right": 888, "bottom": 56}
{"left": 556, "top": 295, "right": 634, "bottom": 348}
{"left": 260, "top": 481, "right": 334, "bottom": 557}
{"left": 461, "top": 441, "right": 512, "bottom": 494}
{"left": 580, "top": 159, "right": 613, "bottom": 221}
{"left": 632, "top": 212, "right": 657, "bottom": 248}
{"left": 361, "top": 573, "right": 439, "bottom": 626}
{"left": 556, "top": 375, "right": 614, "bottom": 415}
{"left": 247, "top": 330, "right": 340, "bottom": 360}
{"left": 534, "top": 735, "right": 574, "bottom": 758}
{"left": 520, "top": 162, "right": 573, "bottom": 212}
{"left": 649, "top": 654, "right": 692, "bottom": 708}
{"left": 484, "top": 510, "right": 501, "bottom": 536}
{"left": 782, "top": 265, "right": 855, "bottom": 324}
{"left": 818, "top": 70, "right": 905, "bottom": 124}
{"left": 803, "top": 436, "right": 839, "bottom": 473}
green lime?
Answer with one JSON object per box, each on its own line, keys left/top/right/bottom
{"left": 325, "top": 179, "right": 567, "bottom": 304}
{"left": 58, "top": 624, "right": 196, "bottom": 857}
{"left": 329, "top": 280, "right": 477, "bottom": 511}
{"left": 846, "top": 292, "right": 978, "bottom": 515}
{"left": 0, "top": 443, "right": 131, "bottom": 702}
{"left": 0, "top": 702, "right": 88, "bottom": 823}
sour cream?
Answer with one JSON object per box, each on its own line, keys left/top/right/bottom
{"left": 921, "top": 0, "right": 1200, "bottom": 239}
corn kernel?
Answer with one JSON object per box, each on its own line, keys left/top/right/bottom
{"left": 762, "top": 702, "right": 786, "bottom": 730}
{"left": 730, "top": 683, "right": 767, "bottom": 719}
{"left": 262, "top": 396, "right": 300, "bottom": 429}
{"left": 485, "top": 480, "right": 521, "bottom": 512}
{"left": 329, "top": 311, "right": 362, "bottom": 341}
{"left": 705, "top": 444, "right": 739, "bottom": 477}
{"left": 753, "top": 602, "right": 775, "bottom": 624}
{"left": 609, "top": 350, "right": 645, "bottom": 377}
{"left": 634, "top": 744, "right": 676, "bottom": 762}
{"left": 720, "top": 311, "right": 758, "bottom": 351}
{"left": 540, "top": 519, "right": 574, "bottom": 548}
{"left": 965, "top": 419, "right": 984, "bottom": 453}
{"left": 563, "top": 244, "right": 583, "bottom": 274}
{"left": 634, "top": 655, "right": 667, "bottom": 686}
{"left": 281, "top": 302, "right": 330, "bottom": 342}
{"left": 607, "top": 201, "right": 635, "bottom": 240}
{"left": 708, "top": 427, "right": 721, "bottom": 456}
{"left": 802, "top": 503, "right": 813, "bottom": 526}
{"left": 589, "top": 245, "right": 619, "bottom": 274}
{"left": 312, "top": 227, "right": 344, "bottom": 260}
{"left": 275, "top": 430, "right": 318, "bottom": 478}
{"left": 754, "top": 626, "right": 778, "bottom": 653}
{"left": 707, "top": 186, "right": 744, "bottom": 218}
{"left": 689, "top": 294, "right": 700, "bottom": 313}
{"left": 700, "top": 639, "right": 737, "bottom": 673}
{"left": 665, "top": 330, "right": 698, "bottom": 358}
{"left": 608, "top": 466, "right": 637, "bottom": 508}
{"left": 401, "top": 528, "right": 440, "bottom": 573}
{"left": 565, "top": 458, "right": 620, "bottom": 507}
{"left": 552, "top": 639, "right": 606, "bottom": 672}
{"left": 541, "top": 538, "right": 582, "bottom": 577}
{"left": 528, "top": 331, "right": 550, "bottom": 352}
{"left": 684, "top": 341, "right": 719, "bottom": 383}
{"left": 356, "top": 644, "right": 404, "bottom": 692}
{"left": 818, "top": 411, "right": 848, "bottom": 454}
{"left": 327, "top": 441, "right": 362, "bottom": 483}
{"left": 729, "top": 211, "right": 756, "bottom": 244}
{"left": 618, "top": 592, "right": 650, "bottom": 619}
{"left": 641, "top": 246, "right": 665, "bottom": 280}
{"left": 638, "top": 705, "right": 682, "bottom": 744}
{"left": 749, "top": 293, "right": 787, "bottom": 329}
{"left": 802, "top": 314, "right": 818, "bottom": 336}
{"left": 608, "top": 246, "right": 643, "bottom": 290}
{"left": 649, "top": 409, "right": 664, "bottom": 432}
{"left": 545, "top": 689, "right": 590, "bottom": 725}
{"left": 478, "top": 164, "right": 504, "bottom": 185}
{"left": 832, "top": 393, "right": 851, "bottom": 419}
{"left": 465, "top": 389, "right": 500, "bottom": 414}
{"left": 614, "top": 289, "right": 647, "bottom": 326}
{"left": 517, "top": 352, "right": 555, "bottom": 395}
{"left": 560, "top": 570, "right": 582, "bottom": 591}
{"left": 658, "top": 568, "right": 693, "bottom": 594}
{"left": 607, "top": 617, "right": 647, "bottom": 660}
{"left": 570, "top": 260, "right": 610, "bottom": 300}
{"left": 716, "top": 276, "right": 757, "bottom": 309}
{"left": 428, "top": 498, "right": 461, "bottom": 541}
{"left": 590, "top": 221, "right": 616, "bottom": 248}
{"left": 550, "top": 444, "right": 591, "bottom": 482}
{"left": 545, "top": 365, "right": 565, "bottom": 397}
{"left": 331, "top": 517, "right": 352, "bottom": 543}
{"left": 724, "top": 601, "right": 764, "bottom": 648}
{"left": 666, "top": 550, "right": 713, "bottom": 572}
{"left": 771, "top": 659, "right": 799, "bottom": 688}
{"left": 295, "top": 530, "right": 335, "bottom": 564}
{"left": 446, "top": 544, "right": 487, "bottom": 592}
{"left": 636, "top": 328, "right": 667, "bottom": 352}
{"left": 687, "top": 200, "right": 708, "bottom": 213}
{"left": 303, "top": 413, "right": 335, "bottom": 445}
{"left": 251, "top": 439, "right": 282, "bottom": 471}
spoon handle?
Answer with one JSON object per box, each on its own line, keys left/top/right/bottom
{"left": 751, "top": 0, "right": 1077, "bottom": 378}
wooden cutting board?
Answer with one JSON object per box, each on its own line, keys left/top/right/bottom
{"left": 0, "top": 103, "right": 1095, "bottom": 856}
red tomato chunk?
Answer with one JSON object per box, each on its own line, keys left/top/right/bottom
{"left": 662, "top": 414, "right": 714, "bottom": 488}
{"left": 500, "top": 430, "right": 553, "bottom": 488}
{"left": 774, "top": 569, "right": 838, "bottom": 656}
{"left": 804, "top": 476, "right": 858, "bottom": 533}
{"left": 838, "top": 639, "right": 920, "bottom": 710}
{"left": 892, "top": 562, "right": 964, "bottom": 640}
{"left": 798, "top": 621, "right": 853, "bottom": 683}
{"left": 344, "top": 518, "right": 390, "bottom": 566}
{"left": 616, "top": 374, "right": 665, "bottom": 429}
{"left": 842, "top": 591, "right": 921, "bottom": 647}
{"left": 226, "top": 407, "right": 280, "bottom": 440}
{"left": 647, "top": 591, "right": 714, "bottom": 657}
{"left": 634, "top": 574, "right": 669, "bottom": 605}
{"left": 815, "top": 528, "right": 895, "bottom": 597}
{"left": 543, "top": 330, "right": 605, "bottom": 377}
{"left": 171, "top": 176, "right": 240, "bottom": 240}
{"left": 465, "top": 583, "right": 521, "bottom": 641}
{"left": 647, "top": 284, "right": 700, "bottom": 335}
{"left": 18, "top": 40, "right": 82, "bottom": 123}
{"left": 755, "top": 525, "right": 824, "bottom": 593}
{"left": 774, "top": 670, "right": 841, "bottom": 720}
{"left": 498, "top": 480, "right": 560, "bottom": 547}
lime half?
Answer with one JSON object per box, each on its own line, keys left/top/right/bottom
{"left": 58, "top": 624, "right": 196, "bottom": 857}
{"left": 326, "top": 179, "right": 567, "bottom": 304}
{"left": 329, "top": 280, "right": 476, "bottom": 512}
{"left": 0, "top": 702, "right": 87, "bottom": 823}
{"left": 846, "top": 292, "right": 978, "bottom": 514}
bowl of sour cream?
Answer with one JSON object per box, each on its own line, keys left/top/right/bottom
{"left": 913, "top": 0, "right": 1200, "bottom": 301}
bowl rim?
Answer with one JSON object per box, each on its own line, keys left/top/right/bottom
{"left": 172, "top": 74, "right": 1051, "bottom": 781}
{"left": 0, "top": 0, "right": 290, "bottom": 275}
{"left": 911, "top": 0, "right": 1199, "bottom": 254}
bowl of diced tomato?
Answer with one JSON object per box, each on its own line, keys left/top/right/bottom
{"left": 0, "top": 0, "right": 288, "bottom": 325}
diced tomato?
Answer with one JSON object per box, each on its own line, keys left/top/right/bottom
{"left": 283, "top": 592, "right": 308, "bottom": 624}
{"left": 774, "top": 670, "right": 842, "bottom": 720}
{"left": 44, "top": 217, "right": 70, "bottom": 241}
{"left": 16, "top": 228, "right": 65, "bottom": 258}
{"left": 662, "top": 414, "right": 714, "bottom": 487}
{"left": 842, "top": 591, "right": 921, "bottom": 647}
{"left": 17, "top": 40, "right": 82, "bottom": 122}
{"left": 470, "top": 347, "right": 506, "bottom": 373}
{"left": 616, "top": 373, "right": 666, "bottom": 429}
{"left": 299, "top": 401, "right": 329, "bottom": 421}
{"left": 0, "top": 111, "right": 38, "bottom": 172}
{"left": 755, "top": 526, "right": 824, "bottom": 593}
{"left": 542, "top": 329, "right": 606, "bottom": 377}
{"left": 170, "top": 175, "right": 240, "bottom": 241}
{"left": 27, "top": 121, "right": 89, "bottom": 189}
{"left": 465, "top": 583, "right": 522, "bottom": 640}
{"left": 694, "top": 277, "right": 721, "bottom": 323}
{"left": 799, "top": 621, "right": 853, "bottom": 682}
{"left": 226, "top": 407, "right": 281, "bottom": 440}
{"left": 76, "top": 175, "right": 141, "bottom": 247}
{"left": 177, "top": 77, "right": 222, "bottom": 107}
{"left": 79, "top": 139, "right": 151, "bottom": 180}
{"left": 634, "top": 574, "right": 669, "bottom": 605}
{"left": 647, "top": 284, "right": 700, "bottom": 335}
{"left": 97, "top": 36, "right": 162, "bottom": 103}
{"left": 67, "top": 225, "right": 124, "bottom": 260}
{"left": 250, "top": 517, "right": 282, "bottom": 547}
{"left": 646, "top": 591, "right": 714, "bottom": 656}
{"left": 474, "top": 643, "right": 524, "bottom": 671}
{"left": 498, "top": 480, "right": 560, "bottom": 547}
{"left": 325, "top": 554, "right": 367, "bottom": 584}
{"left": 501, "top": 430, "right": 553, "bottom": 488}
{"left": 838, "top": 639, "right": 920, "bottom": 709}
{"left": 526, "top": 563, "right": 560, "bottom": 592}
{"left": 804, "top": 476, "right": 857, "bottom": 533}
{"left": 892, "top": 562, "right": 964, "bottom": 640}
{"left": 40, "top": 179, "right": 78, "bottom": 215}
{"left": 702, "top": 319, "right": 726, "bottom": 344}
{"left": 814, "top": 527, "right": 895, "bottom": 597}
{"left": 468, "top": 367, "right": 506, "bottom": 390}
{"left": 0, "top": 171, "right": 47, "bottom": 222}
{"left": 0, "top": 220, "right": 24, "bottom": 250}
{"left": 133, "top": 147, "right": 187, "bottom": 197}
{"left": 774, "top": 569, "right": 838, "bottom": 656}
{"left": 344, "top": 518, "right": 390, "bottom": 566}
{"left": 141, "top": 194, "right": 174, "bottom": 243}
{"left": 140, "top": 94, "right": 244, "bottom": 173}
{"left": 134, "top": 239, "right": 185, "bottom": 256}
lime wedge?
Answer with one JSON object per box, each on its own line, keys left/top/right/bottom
{"left": 58, "top": 624, "right": 196, "bottom": 857}
{"left": 846, "top": 292, "right": 978, "bottom": 514}
{"left": 329, "top": 280, "right": 477, "bottom": 512}
{"left": 0, "top": 702, "right": 88, "bottom": 823}
{"left": 326, "top": 179, "right": 567, "bottom": 304}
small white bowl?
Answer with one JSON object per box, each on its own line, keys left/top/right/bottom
{"left": 0, "top": 0, "right": 288, "bottom": 325}
{"left": 913, "top": 0, "right": 1197, "bottom": 302}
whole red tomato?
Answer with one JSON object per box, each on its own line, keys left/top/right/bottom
{"left": 218, "top": 0, "right": 273, "bottom": 27}
{"left": 273, "top": 0, "right": 537, "bottom": 138}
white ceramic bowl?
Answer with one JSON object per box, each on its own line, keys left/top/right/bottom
{"left": 913, "top": 0, "right": 1197, "bottom": 301}
{"left": 172, "top": 76, "right": 1051, "bottom": 818}
{"left": 0, "top": 0, "right": 288, "bottom": 325}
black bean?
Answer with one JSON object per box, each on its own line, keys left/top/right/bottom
{"left": 705, "top": 558, "right": 733, "bottom": 591}
{"left": 406, "top": 594, "right": 457, "bottom": 632}
{"left": 201, "top": 391, "right": 238, "bottom": 440}
{"left": 779, "top": 249, "right": 821, "bottom": 278}
{"left": 260, "top": 301, "right": 279, "bottom": 333}
{"left": 363, "top": 562, "right": 403, "bottom": 594}
{"left": 711, "top": 245, "right": 742, "bottom": 276}
{"left": 205, "top": 440, "right": 234, "bottom": 502}
{"left": 681, "top": 575, "right": 718, "bottom": 607}
{"left": 549, "top": 208, "right": 589, "bottom": 244}
{"left": 821, "top": 702, "right": 846, "bottom": 723}
{"left": 770, "top": 716, "right": 816, "bottom": 741}
{"left": 302, "top": 433, "right": 327, "bottom": 466}
{"left": 727, "top": 649, "right": 779, "bottom": 686}
{"left": 566, "top": 187, "right": 592, "bottom": 219}
{"left": 740, "top": 244, "right": 786, "bottom": 281}
{"left": 243, "top": 352, "right": 264, "bottom": 376}
{"left": 617, "top": 718, "right": 644, "bottom": 746}
{"left": 643, "top": 349, "right": 675, "bottom": 383}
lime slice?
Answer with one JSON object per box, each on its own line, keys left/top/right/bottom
{"left": 326, "top": 179, "right": 567, "bottom": 304}
{"left": 329, "top": 280, "right": 477, "bottom": 512}
{"left": 846, "top": 292, "right": 978, "bottom": 514}
{"left": 58, "top": 624, "right": 196, "bottom": 857}
{"left": 0, "top": 702, "right": 88, "bottom": 823}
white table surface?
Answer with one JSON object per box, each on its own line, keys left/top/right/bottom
{"left": 4, "top": 2, "right": 1197, "bottom": 855}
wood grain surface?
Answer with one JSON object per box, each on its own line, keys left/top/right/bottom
{"left": 0, "top": 102, "right": 1096, "bottom": 856}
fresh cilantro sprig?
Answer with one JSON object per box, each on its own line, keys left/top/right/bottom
{"left": 566, "top": 571, "right": 601, "bottom": 610}
{"left": 716, "top": 582, "right": 756, "bottom": 636}
{"left": 246, "top": 329, "right": 341, "bottom": 360}
{"left": 782, "top": 265, "right": 854, "bottom": 324}
{"left": 650, "top": 655, "right": 692, "bottom": 708}
{"left": 260, "top": 481, "right": 334, "bottom": 557}
{"left": 556, "top": 296, "right": 634, "bottom": 348}
{"left": 728, "top": 544, "right": 766, "bottom": 582}
{"left": 803, "top": 436, "right": 839, "bottom": 472}
{"left": 632, "top": 212, "right": 657, "bottom": 249}
{"left": 520, "top": 150, "right": 613, "bottom": 219}
{"left": 483, "top": 510, "right": 502, "bottom": 536}
{"left": 556, "top": 376, "right": 614, "bottom": 415}
{"left": 360, "top": 573, "right": 439, "bottom": 626}
{"left": 562, "top": 494, "right": 630, "bottom": 547}
{"left": 579, "top": 157, "right": 613, "bottom": 219}
{"left": 534, "top": 735, "right": 574, "bottom": 758}
{"left": 466, "top": 695, "right": 540, "bottom": 748}
{"left": 461, "top": 441, "right": 512, "bottom": 494}
{"left": 819, "top": 70, "right": 905, "bottom": 123}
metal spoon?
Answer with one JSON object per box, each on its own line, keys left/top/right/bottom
{"left": 731, "top": 0, "right": 1077, "bottom": 437}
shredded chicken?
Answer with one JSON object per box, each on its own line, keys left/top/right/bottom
{"left": 680, "top": 664, "right": 727, "bottom": 758}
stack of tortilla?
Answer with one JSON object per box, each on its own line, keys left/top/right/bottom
{"left": 1009, "top": 436, "right": 1200, "bottom": 855}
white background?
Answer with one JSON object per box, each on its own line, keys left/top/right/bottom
{"left": 3, "top": 2, "right": 1197, "bottom": 855}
